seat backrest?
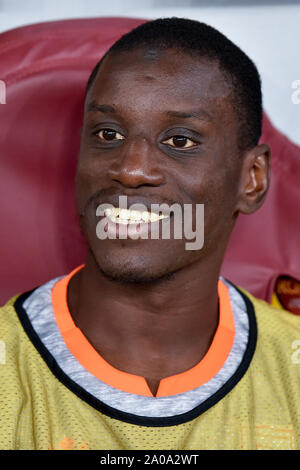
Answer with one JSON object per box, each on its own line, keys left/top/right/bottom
{"left": 0, "top": 17, "right": 299, "bottom": 305}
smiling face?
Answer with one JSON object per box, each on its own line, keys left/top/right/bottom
{"left": 76, "top": 47, "right": 268, "bottom": 283}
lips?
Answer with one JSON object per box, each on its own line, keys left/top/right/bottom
{"left": 100, "top": 206, "right": 171, "bottom": 240}
{"left": 90, "top": 191, "right": 176, "bottom": 216}
{"left": 89, "top": 192, "right": 177, "bottom": 241}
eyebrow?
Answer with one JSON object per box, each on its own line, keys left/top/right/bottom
{"left": 87, "top": 101, "right": 116, "bottom": 114}
{"left": 165, "top": 109, "right": 212, "bottom": 121}
{"left": 87, "top": 100, "right": 212, "bottom": 122}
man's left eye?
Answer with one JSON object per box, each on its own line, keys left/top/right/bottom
{"left": 162, "top": 135, "right": 197, "bottom": 149}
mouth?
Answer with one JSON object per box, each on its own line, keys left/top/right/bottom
{"left": 104, "top": 207, "right": 170, "bottom": 225}
{"left": 97, "top": 205, "right": 172, "bottom": 241}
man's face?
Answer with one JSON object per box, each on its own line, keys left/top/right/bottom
{"left": 76, "top": 48, "right": 247, "bottom": 283}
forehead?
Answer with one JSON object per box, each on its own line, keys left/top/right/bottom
{"left": 85, "top": 48, "right": 235, "bottom": 123}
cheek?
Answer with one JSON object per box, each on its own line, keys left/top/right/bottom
{"left": 182, "top": 168, "right": 238, "bottom": 239}
{"left": 180, "top": 165, "right": 225, "bottom": 207}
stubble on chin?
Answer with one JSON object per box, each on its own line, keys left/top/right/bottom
{"left": 90, "top": 248, "right": 176, "bottom": 286}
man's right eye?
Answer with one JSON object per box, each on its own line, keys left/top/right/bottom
{"left": 97, "top": 129, "right": 125, "bottom": 142}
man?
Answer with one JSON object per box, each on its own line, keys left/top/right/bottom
{"left": 0, "top": 17, "right": 299, "bottom": 450}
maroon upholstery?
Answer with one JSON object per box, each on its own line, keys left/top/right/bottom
{"left": 0, "top": 17, "right": 299, "bottom": 305}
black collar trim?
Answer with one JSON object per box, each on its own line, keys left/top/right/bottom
{"left": 14, "top": 282, "right": 257, "bottom": 428}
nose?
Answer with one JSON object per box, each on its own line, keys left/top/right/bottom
{"left": 107, "top": 137, "right": 165, "bottom": 188}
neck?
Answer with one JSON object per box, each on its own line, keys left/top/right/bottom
{"left": 67, "top": 250, "right": 221, "bottom": 385}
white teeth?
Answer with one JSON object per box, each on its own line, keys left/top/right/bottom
{"left": 104, "top": 207, "right": 169, "bottom": 224}
{"left": 119, "top": 208, "right": 128, "bottom": 220}
{"left": 141, "top": 211, "right": 150, "bottom": 222}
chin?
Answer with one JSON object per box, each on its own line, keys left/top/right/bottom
{"left": 92, "top": 250, "right": 177, "bottom": 285}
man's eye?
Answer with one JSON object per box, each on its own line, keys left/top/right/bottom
{"left": 97, "top": 129, "right": 125, "bottom": 141}
{"left": 162, "top": 135, "right": 197, "bottom": 149}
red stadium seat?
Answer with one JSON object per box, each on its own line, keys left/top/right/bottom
{"left": 0, "top": 17, "right": 299, "bottom": 306}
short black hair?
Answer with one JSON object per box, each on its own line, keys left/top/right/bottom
{"left": 85, "top": 17, "right": 262, "bottom": 152}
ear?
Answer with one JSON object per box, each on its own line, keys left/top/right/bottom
{"left": 234, "top": 143, "right": 271, "bottom": 215}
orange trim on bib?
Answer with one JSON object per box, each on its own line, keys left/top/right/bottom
{"left": 51, "top": 266, "right": 235, "bottom": 397}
